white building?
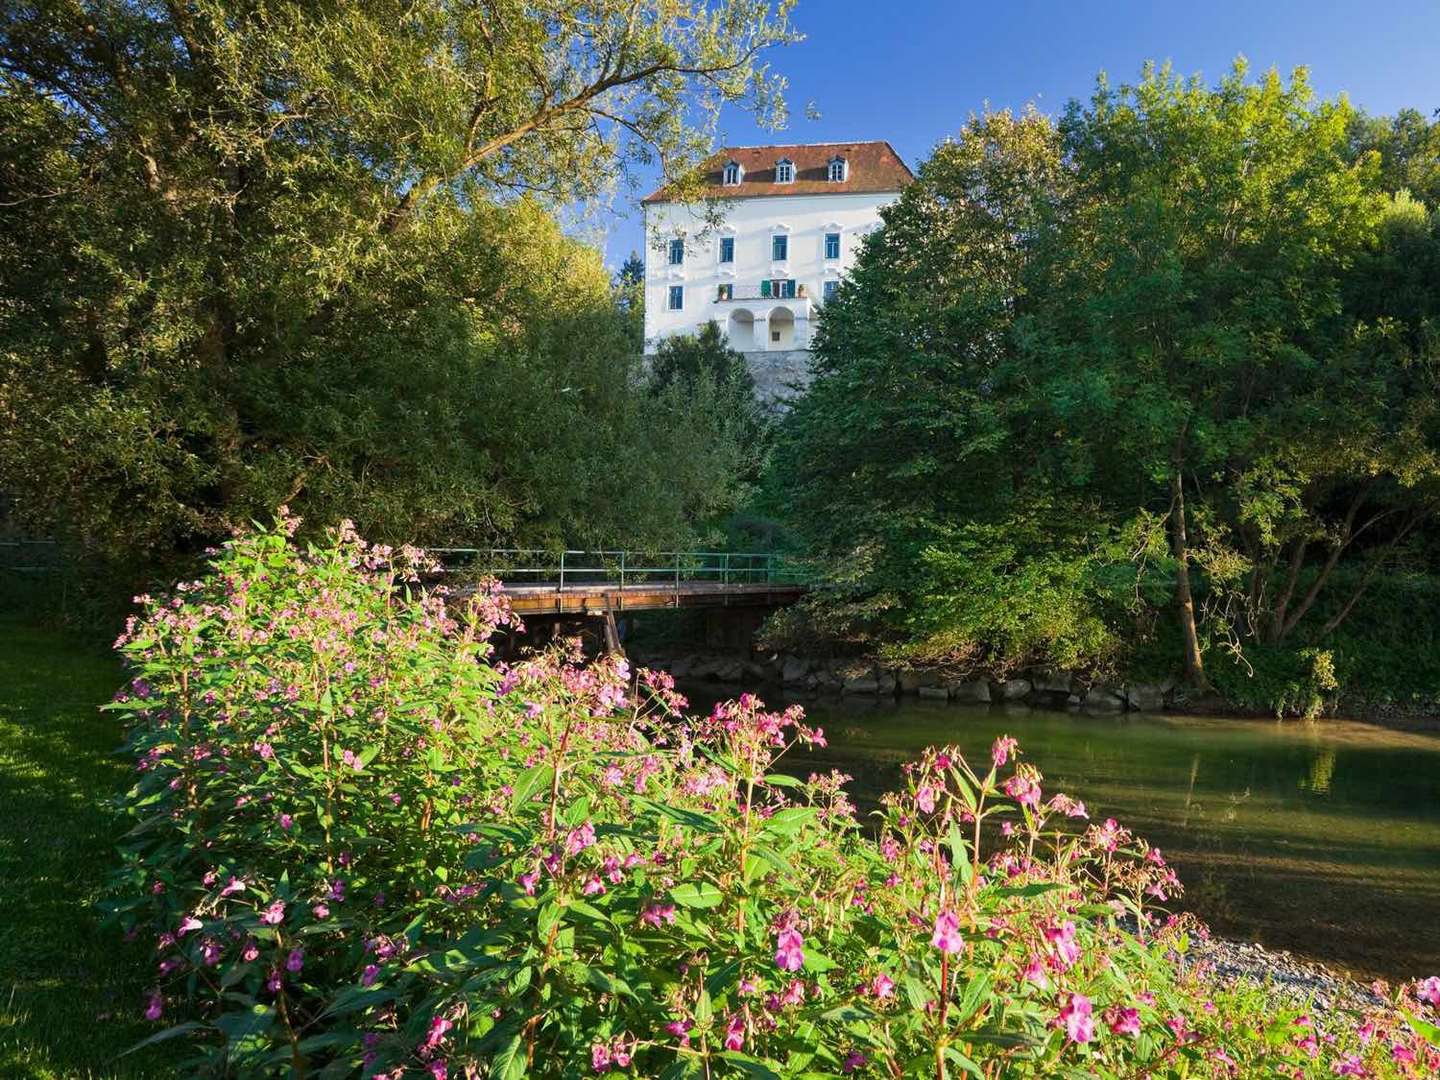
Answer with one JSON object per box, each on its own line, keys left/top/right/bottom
{"left": 641, "top": 141, "right": 913, "bottom": 400}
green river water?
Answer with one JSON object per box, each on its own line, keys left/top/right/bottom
{"left": 692, "top": 690, "right": 1440, "bottom": 980}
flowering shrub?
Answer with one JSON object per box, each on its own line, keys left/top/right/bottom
{"left": 107, "top": 518, "right": 1440, "bottom": 1077}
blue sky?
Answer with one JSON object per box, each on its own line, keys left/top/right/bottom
{"left": 598, "top": 0, "right": 1440, "bottom": 265}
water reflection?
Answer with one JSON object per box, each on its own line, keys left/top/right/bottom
{"left": 686, "top": 687, "right": 1440, "bottom": 980}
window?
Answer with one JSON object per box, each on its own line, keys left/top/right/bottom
{"left": 771, "top": 234, "right": 788, "bottom": 261}
{"left": 763, "top": 278, "right": 796, "bottom": 299}
{"left": 828, "top": 156, "right": 848, "bottom": 182}
{"left": 667, "top": 285, "right": 683, "bottom": 310}
{"left": 775, "top": 158, "right": 794, "bottom": 183}
{"left": 722, "top": 160, "right": 743, "bottom": 185}
{"left": 667, "top": 238, "right": 684, "bottom": 265}
{"left": 716, "top": 283, "right": 733, "bottom": 301}
{"left": 719, "top": 236, "right": 735, "bottom": 263}
{"left": 823, "top": 279, "right": 839, "bottom": 301}
{"left": 824, "top": 232, "right": 841, "bottom": 260}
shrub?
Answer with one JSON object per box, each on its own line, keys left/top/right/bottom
{"left": 106, "top": 517, "right": 1440, "bottom": 1077}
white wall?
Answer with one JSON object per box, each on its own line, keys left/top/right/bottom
{"left": 642, "top": 190, "right": 900, "bottom": 353}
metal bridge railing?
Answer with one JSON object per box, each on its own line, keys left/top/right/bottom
{"left": 429, "top": 548, "right": 810, "bottom": 592}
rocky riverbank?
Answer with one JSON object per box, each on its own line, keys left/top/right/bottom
{"left": 635, "top": 647, "right": 1174, "bottom": 714}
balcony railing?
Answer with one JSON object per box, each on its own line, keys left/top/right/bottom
{"left": 714, "top": 282, "right": 809, "bottom": 302}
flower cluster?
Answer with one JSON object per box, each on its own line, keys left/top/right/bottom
{"left": 107, "top": 519, "right": 1440, "bottom": 1079}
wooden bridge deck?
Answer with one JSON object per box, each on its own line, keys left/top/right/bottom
{"left": 492, "top": 580, "right": 807, "bottom": 615}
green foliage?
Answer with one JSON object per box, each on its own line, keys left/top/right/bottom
{"left": 103, "top": 519, "right": 1440, "bottom": 1077}
{"left": 0, "top": 0, "right": 796, "bottom": 597}
{"left": 774, "top": 62, "right": 1440, "bottom": 695}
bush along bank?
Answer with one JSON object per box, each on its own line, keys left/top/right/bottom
{"left": 105, "top": 517, "right": 1440, "bottom": 1077}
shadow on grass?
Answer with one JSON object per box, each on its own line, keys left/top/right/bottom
{"left": 0, "top": 620, "right": 183, "bottom": 1078}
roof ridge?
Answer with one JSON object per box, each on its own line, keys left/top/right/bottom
{"left": 720, "top": 139, "right": 892, "bottom": 150}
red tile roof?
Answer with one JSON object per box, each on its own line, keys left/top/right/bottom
{"left": 642, "top": 141, "right": 913, "bottom": 203}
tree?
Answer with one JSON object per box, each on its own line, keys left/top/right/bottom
{"left": 0, "top": 0, "right": 796, "bottom": 589}
{"left": 775, "top": 64, "right": 1440, "bottom": 687}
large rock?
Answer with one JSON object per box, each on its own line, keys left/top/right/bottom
{"left": 713, "top": 658, "right": 745, "bottom": 682}
{"left": 898, "top": 669, "right": 941, "bottom": 693}
{"left": 1084, "top": 685, "right": 1126, "bottom": 710}
{"left": 1126, "top": 682, "right": 1169, "bottom": 711}
{"left": 998, "top": 679, "right": 1032, "bottom": 701}
{"left": 918, "top": 686, "right": 951, "bottom": 701}
{"left": 842, "top": 676, "right": 880, "bottom": 695}
{"left": 814, "top": 668, "right": 843, "bottom": 691}
{"left": 948, "top": 680, "right": 991, "bottom": 704}
{"left": 780, "top": 655, "right": 810, "bottom": 685}
{"left": 1033, "top": 669, "right": 1073, "bottom": 695}
{"left": 874, "top": 670, "right": 898, "bottom": 697}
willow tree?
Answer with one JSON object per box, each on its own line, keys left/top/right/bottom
{"left": 0, "top": 0, "right": 796, "bottom": 584}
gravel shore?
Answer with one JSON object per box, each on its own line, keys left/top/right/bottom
{"left": 1185, "top": 937, "right": 1389, "bottom": 1015}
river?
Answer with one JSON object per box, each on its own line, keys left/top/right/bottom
{"left": 684, "top": 687, "right": 1440, "bottom": 980}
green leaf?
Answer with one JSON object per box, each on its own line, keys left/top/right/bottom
{"left": 763, "top": 773, "right": 803, "bottom": 788}
{"left": 491, "top": 1031, "right": 527, "bottom": 1080}
{"left": 120, "top": 1022, "right": 206, "bottom": 1056}
{"left": 758, "top": 806, "right": 817, "bottom": 838}
{"left": 510, "top": 764, "right": 553, "bottom": 811}
{"left": 669, "top": 881, "right": 724, "bottom": 908}
{"left": 719, "top": 1052, "right": 782, "bottom": 1079}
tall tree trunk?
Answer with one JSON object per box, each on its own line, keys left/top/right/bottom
{"left": 1170, "top": 468, "right": 1207, "bottom": 688}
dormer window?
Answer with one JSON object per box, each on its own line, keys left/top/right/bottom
{"left": 828, "top": 156, "right": 848, "bottom": 182}
{"left": 774, "top": 158, "right": 794, "bottom": 184}
{"left": 722, "top": 160, "right": 743, "bottom": 186}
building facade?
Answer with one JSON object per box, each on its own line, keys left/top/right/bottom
{"left": 641, "top": 141, "right": 913, "bottom": 401}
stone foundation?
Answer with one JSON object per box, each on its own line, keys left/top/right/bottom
{"left": 742, "top": 349, "right": 813, "bottom": 407}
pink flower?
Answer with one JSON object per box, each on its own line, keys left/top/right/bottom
{"left": 425, "top": 1016, "right": 453, "bottom": 1049}
{"left": 566, "top": 822, "right": 597, "bottom": 856}
{"left": 842, "top": 1051, "right": 867, "bottom": 1073}
{"left": 640, "top": 903, "right": 677, "bottom": 928}
{"left": 1003, "top": 773, "right": 1041, "bottom": 810}
{"left": 1022, "top": 955, "right": 1049, "bottom": 988}
{"left": 312, "top": 902, "right": 330, "bottom": 919}
{"left": 991, "top": 735, "right": 1018, "bottom": 769}
{"left": 931, "top": 910, "right": 963, "bottom": 954}
{"left": 241, "top": 939, "right": 259, "bottom": 963}
{"left": 1105, "top": 1006, "right": 1141, "bottom": 1036}
{"left": 582, "top": 875, "right": 606, "bottom": 896}
{"left": 427, "top": 1061, "right": 446, "bottom": 1080}
{"left": 1059, "top": 993, "right": 1094, "bottom": 1044}
{"left": 177, "top": 915, "right": 202, "bottom": 936}
{"left": 361, "top": 964, "right": 380, "bottom": 986}
{"left": 221, "top": 876, "right": 246, "bottom": 897}
{"left": 723, "top": 1013, "right": 745, "bottom": 1051}
{"left": 1333, "top": 1054, "right": 1365, "bottom": 1076}
{"left": 1419, "top": 976, "right": 1440, "bottom": 1007}
{"left": 775, "top": 928, "right": 805, "bottom": 972}
{"left": 915, "top": 785, "right": 937, "bottom": 814}
{"left": 201, "top": 939, "right": 222, "bottom": 966}
{"left": 1044, "top": 920, "right": 1081, "bottom": 969}
{"left": 285, "top": 948, "right": 304, "bottom": 973}
{"left": 664, "top": 1018, "right": 693, "bottom": 1047}
{"left": 144, "top": 992, "right": 163, "bottom": 1021}
{"left": 519, "top": 872, "right": 538, "bottom": 896}
{"left": 870, "top": 972, "right": 895, "bottom": 999}
{"left": 278, "top": 813, "right": 293, "bottom": 830}
{"left": 591, "top": 1043, "right": 611, "bottom": 1071}
{"left": 260, "top": 900, "right": 286, "bottom": 925}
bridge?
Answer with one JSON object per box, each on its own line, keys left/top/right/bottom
{"left": 434, "top": 548, "right": 810, "bottom": 615}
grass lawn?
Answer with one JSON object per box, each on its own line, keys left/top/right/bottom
{"left": 0, "top": 619, "right": 178, "bottom": 1078}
